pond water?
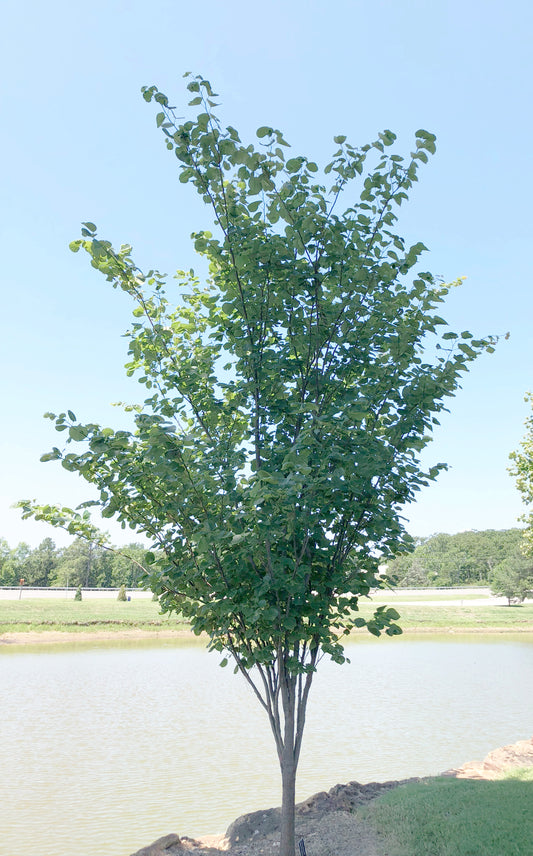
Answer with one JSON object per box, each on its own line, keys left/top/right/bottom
{"left": 1, "top": 635, "right": 532, "bottom": 856}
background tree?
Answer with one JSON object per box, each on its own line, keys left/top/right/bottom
{"left": 117, "top": 584, "right": 128, "bottom": 601}
{"left": 50, "top": 537, "right": 103, "bottom": 588}
{"left": 387, "top": 551, "right": 431, "bottom": 587}
{"left": 0, "top": 542, "right": 31, "bottom": 587}
{"left": 20, "top": 76, "right": 496, "bottom": 856}
{"left": 510, "top": 392, "right": 533, "bottom": 555}
{"left": 489, "top": 550, "right": 533, "bottom": 604}
{"left": 0, "top": 534, "right": 150, "bottom": 587}
{"left": 108, "top": 543, "right": 150, "bottom": 587}
{"left": 0, "top": 538, "right": 16, "bottom": 586}
{"left": 22, "top": 537, "right": 59, "bottom": 587}
{"left": 386, "top": 528, "right": 523, "bottom": 586}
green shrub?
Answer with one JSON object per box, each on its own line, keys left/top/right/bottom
{"left": 74, "top": 586, "right": 82, "bottom": 601}
{"left": 117, "top": 585, "right": 127, "bottom": 601}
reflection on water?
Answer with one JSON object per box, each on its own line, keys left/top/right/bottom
{"left": 1, "top": 635, "right": 532, "bottom": 856}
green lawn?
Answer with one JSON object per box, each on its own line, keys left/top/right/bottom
{"left": 354, "top": 600, "right": 533, "bottom": 632}
{"left": 360, "top": 773, "right": 533, "bottom": 855}
{"left": 0, "top": 598, "right": 188, "bottom": 633}
{"left": 1, "top": 597, "right": 532, "bottom": 636}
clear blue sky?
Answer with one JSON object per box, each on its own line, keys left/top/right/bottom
{"left": 1, "top": 0, "right": 532, "bottom": 548}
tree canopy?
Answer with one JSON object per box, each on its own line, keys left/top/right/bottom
{"left": 20, "top": 75, "right": 496, "bottom": 856}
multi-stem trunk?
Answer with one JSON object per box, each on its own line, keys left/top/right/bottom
{"left": 275, "top": 649, "right": 316, "bottom": 856}
{"left": 279, "top": 670, "right": 297, "bottom": 856}
{"left": 234, "top": 642, "right": 317, "bottom": 856}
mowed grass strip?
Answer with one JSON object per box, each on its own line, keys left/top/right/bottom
{"left": 0, "top": 598, "right": 189, "bottom": 633}
{"left": 369, "top": 591, "right": 488, "bottom": 602}
{"left": 360, "top": 774, "right": 533, "bottom": 856}
{"left": 1, "top": 598, "right": 532, "bottom": 635}
{"left": 354, "top": 601, "right": 533, "bottom": 631}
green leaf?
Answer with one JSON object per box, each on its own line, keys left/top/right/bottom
{"left": 40, "top": 450, "right": 61, "bottom": 462}
{"left": 141, "top": 85, "right": 156, "bottom": 102}
{"left": 68, "top": 426, "right": 88, "bottom": 442}
{"left": 286, "top": 157, "right": 302, "bottom": 172}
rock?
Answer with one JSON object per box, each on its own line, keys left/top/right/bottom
{"left": 442, "top": 736, "right": 533, "bottom": 780}
{"left": 226, "top": 807, "right": 281, "bottom": 844}
{"left": 225, "top": 777, "right": 421, "bottom": 844}
{"left": 297, "top": 778, "right": 421, "bottom": 815}
{"left": 130, "top": 832, "right": 183, "bottom": 856}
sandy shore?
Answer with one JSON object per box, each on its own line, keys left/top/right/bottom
{"left": 2, "top": 623, "right": 533, "bottom": 648}
{"left": 0, "top": 628, "right": 201, "bottom": 646}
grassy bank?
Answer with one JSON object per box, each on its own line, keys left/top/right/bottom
{"left": 355, "top": 601, "right": 533, "bottom": 632}
{"left": 1, "top": 596, "right": 532, "bottom": 638}
{"left": 0, "top": 598, "right": 189, "bottom": 635}
{"left": 360, "top": 770, "right": 533, "bottom": 855}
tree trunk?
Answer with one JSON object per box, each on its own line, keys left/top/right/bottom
{"left": 279, "top": 664, "right": 297, "bottom": 856}
{"left": 255, "top": 650, "right": 317, "bottom": 856}
{"left": 280, "top": 750, "right": 297, "bottom": 856}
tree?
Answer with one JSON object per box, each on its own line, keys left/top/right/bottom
{"left": 108, "top": 543, "right": 151, "bottom": 587}
{"left": 23, "top": 537, "right": 58, "bottom": 586}
{"left": 0, "top": 538, "right": 16, "bottom": 586}
{"left": 0, "top": 542, "right": 31, "bottom": 587}
{"left": 20, "top": 76, "right": 496, "bottom": 856}
{"left": 386, "top": 528, "right": 524, "bottom": 587}
{"left": 490, "top": 551, "right": 533, "bottom": 605}
{"left": 117, "top": 584, "right": 128, "bottom": 601}
{"left": 387, "top": 551, "right": 432, "bottom": 587}
{"left": 50, "top": 537, "right": 101, "bottom": 588}
{"left": 510, "top": 393, "right": 533, "bottom": 556}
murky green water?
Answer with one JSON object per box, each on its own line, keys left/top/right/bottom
{"left": 1, "top": 635, "right": 532, "bottom": 856}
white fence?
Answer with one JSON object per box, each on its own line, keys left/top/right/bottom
{"left": 0, "top": 585, "right": 493, "bottom": 601}
{"left": 0, "top": 587, "right": 153, "bottom": 600}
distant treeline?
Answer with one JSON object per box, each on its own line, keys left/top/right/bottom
{"left": 1, "top": 528, "right": 527, "bottom": 590}
{"left": 386, "top": 528, "right": 526, "bottom": 587}
{"left": 0, "top": 537, "right": 150, "bottom": 588}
